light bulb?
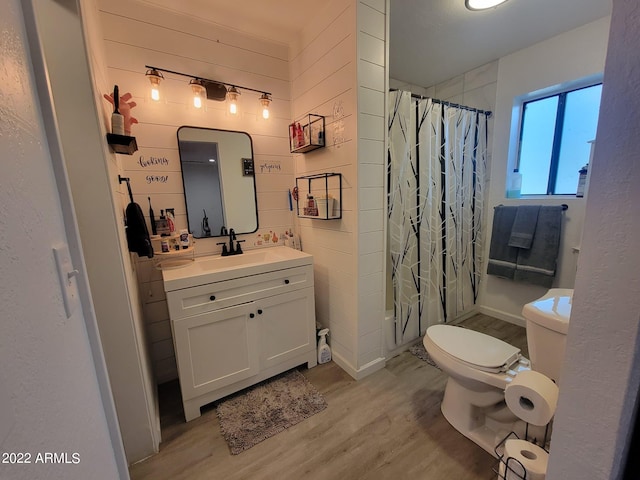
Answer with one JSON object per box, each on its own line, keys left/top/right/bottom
{"left": 227, "top": 86, "right": 240, "bottom": 116}
{"left": 145, "top": 68, "right": 163, "bottom": 102}
{"left": 465, "top": 0, "right": 508, "bottom": 10}
{"left": 259, "top": 93, "right": 271, "bottom": 120}
{"left": 190, "top": 79, "right": 206, "bottom": 109}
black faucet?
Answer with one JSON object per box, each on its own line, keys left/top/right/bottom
{"left": 228, "top": 228, "right": 237, "bottom": 254}
{"left": 217, "top": 228, "right": 244, "bottom": 256}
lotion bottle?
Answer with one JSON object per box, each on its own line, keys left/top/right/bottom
{"left": 317, "top": 328, "right": 331, "bottom": 364}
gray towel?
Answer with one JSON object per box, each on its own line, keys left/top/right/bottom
{"left": 514, "top": 206, "right": 563, "bottom": 287}
{"left": 508, "top": 205, "right": 541, "bottom": 249}
{"left": 487, "top": 206, "right": 519, "bottom": 279}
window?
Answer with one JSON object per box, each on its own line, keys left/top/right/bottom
{"left": 516, "top": 83, "right": 602, "bottom": 195}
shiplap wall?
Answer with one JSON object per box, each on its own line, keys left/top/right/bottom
{"left": 98, "top": 0, "right": 294, "bottom": 383}
{"left": 356, "top": 0, "right": 386, "bottom": 374}
{"left": 290, "top": 0, "right": 359, "bottom": 373}
{"left": 291, "top": 0, "right": 388, "bottom": 377}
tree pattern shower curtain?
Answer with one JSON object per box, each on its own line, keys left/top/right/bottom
{"left": 387, "top": 90, "right": 488, "bottom": 346}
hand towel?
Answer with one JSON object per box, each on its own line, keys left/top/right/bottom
{"left": 508, "top": 205, "right": 541, "bottom": 249}
{"left": 487, "top": 206, "right": 519, "bottom": 279}
{"left": 514, "top": 206, "right": 563, "bottom": 287}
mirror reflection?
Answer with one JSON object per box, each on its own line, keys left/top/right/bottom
{"left": 177, "top": 126, "right": 258, "bottom": 238}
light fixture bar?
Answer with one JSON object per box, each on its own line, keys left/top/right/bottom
{"left": 144, "top": 65, "right": 271, "bottom": 97}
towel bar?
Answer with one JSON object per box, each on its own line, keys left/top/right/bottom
{"left": 494, "top": 203, "right": 568, "bottom": 211}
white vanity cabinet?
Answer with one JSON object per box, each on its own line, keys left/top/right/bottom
{"left": 164, "top": 249, "right": 317, "bottom": 422}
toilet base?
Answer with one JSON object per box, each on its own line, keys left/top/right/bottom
{"left": 440, "top": 376, "right": 526, "bottom": 456}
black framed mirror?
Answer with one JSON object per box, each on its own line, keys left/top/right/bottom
{"left": 177, "top": 126, "right": 258, "bottom": 238}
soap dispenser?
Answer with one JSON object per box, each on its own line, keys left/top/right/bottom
{"left": 506, "top": 168, "right": 522, "bottom": 198}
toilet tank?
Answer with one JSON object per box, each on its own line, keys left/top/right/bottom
{"left": 522, "top": 288, "right": 573, "bottom": 384}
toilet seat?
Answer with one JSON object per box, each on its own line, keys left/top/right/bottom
{"left": 426, "top": 325, "right": 521, "bottom": 373}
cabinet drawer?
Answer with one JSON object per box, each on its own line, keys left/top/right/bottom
{"left": 167, "top": 265, "right": 313, "bottom": 319}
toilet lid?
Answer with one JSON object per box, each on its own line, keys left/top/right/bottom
{"left": 426, "top": 325, "right": 521, "bottom": 370}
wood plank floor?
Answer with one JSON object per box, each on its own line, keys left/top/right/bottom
{"left": 129, "top": 314, "right": 527, "bottom": 480}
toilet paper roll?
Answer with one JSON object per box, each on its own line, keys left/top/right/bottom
{"left": 505, "top": 370, "right": 559, "bottom": 426}
{"left": 499, "top": 439, "right": 548, "bottom": 480}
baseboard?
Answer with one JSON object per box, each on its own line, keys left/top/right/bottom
{"left": 478, "top": 305, "right": 526, "bottom": 327}
{"left": 331, "top": 351, "right": 386, "bottom": 380}
{"left": 384, "top": 337, "right": 422, "bottom": 360}
{"left": 354, "top": 357, "right": 386, "bottom": 380}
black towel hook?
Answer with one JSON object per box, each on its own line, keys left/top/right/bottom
{"left": 118, "top": 175, "right": 134, "bottom": 203}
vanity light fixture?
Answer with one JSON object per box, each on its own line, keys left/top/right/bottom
{"left": 145, "top": 68, "right": 163, "bottom": 101}
{"left": 465, "top": 0, "right": 509, "bottom": 10}
{"left": 259, "top": 93, "right": 272, "bottom": 119}
{"left": 144, "top": 65, "right": 273, "bottom": 117}
{"left": 227, "top": 86, "right": 241, "bottom": 115}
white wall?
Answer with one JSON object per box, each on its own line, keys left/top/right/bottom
{"left": 548, "top": 0, "right": 640, "bottom": 477}
{"left": 0, "top": 0, "right": 121, "bottom": 477}
{"left": 356, "top": 0, "right": 387, "bottom": 374}
{"left": 98, "top": 0, "right": 294, "bottom": 383}
{"left": 479, "top": 17, "right": 610, "bottom": 324}
{"left": 290, "top": 0, "right": 359, "bottom": 372}
{"left": 28, "top": 0, "right": 160, "bottom": 463}
{"left": 290, "top": 0, "right": 388, "bottom": 378}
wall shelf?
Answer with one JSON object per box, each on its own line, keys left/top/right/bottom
{"left": 295, "top": 173, "right": 342, "bottom": 220}
{"left": 150, "top": 234, "right": 195, "bottom": 269}
{"left": 107, "top": 133, "right": 138, "bottom": 155}
{"left": 289, "top": 114, "right": 325, "bottom": 154}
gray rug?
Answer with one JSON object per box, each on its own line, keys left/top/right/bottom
{"left": 409, "top": 342, "right": 441, "bottom": 370}
{"left": 216, "top": 369, "right": 327, "bottom": 455}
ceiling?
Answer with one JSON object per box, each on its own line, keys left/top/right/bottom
{"left": 142, "top": 0, "right": 612, "bottom": 87}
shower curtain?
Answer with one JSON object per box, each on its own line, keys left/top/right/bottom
{"left": 387, "top": 90, "right": 488, "bottom": 346}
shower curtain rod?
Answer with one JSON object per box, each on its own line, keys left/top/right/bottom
{"left": 389, "top": 88, "right": 492, "bottom": 117}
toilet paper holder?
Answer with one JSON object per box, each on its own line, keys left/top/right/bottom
{"left": 494, "top": 431, "right": 550, "bottom": 480}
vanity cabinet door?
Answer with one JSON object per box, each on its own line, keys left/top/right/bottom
{"left": 172, "top": 302, "right": 259, "bottom": 401}
{"left": 258, "top": 287, "right": 316, "bottom": 369}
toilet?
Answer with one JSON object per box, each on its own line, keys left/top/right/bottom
{"left": 423, "top": 288, "right": 572, "bottom": 455}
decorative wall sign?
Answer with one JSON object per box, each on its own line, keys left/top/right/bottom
{"left": 259, "top": 161, "right": 282, "bottom": 174}
{"left": 138, "top": 155, "right": 170, "bottom": 168}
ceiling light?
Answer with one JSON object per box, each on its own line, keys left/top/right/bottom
{"left": 259, "top": 93, "right": 272, "bottom": 120}
{"left": 145, "top": 68, "right": 163, "bottom": 101}
{"left": 189, "top": 79, "right": 206, "bottom": 109}
{"left": 465, "top": 0, "right": 509, "bottom": 10}
{"left": 227, "top": 86, "right": 241, "bottom": 115}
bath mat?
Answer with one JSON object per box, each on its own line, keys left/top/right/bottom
{"left": 215, "top": 369, "right": 327, "bottom": 455}
{"left": 409, "top": 343, "right": 441, "bottom": 370}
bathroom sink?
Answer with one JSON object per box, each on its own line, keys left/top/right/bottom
{"left": 162, "top": 246, "right": 313, "bottom": 291}
{"left": 197, "top": 249, "right": 272, "bottom": 271}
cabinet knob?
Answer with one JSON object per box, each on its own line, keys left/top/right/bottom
{"left": 209, "top": 295, "right": 216, "bottom": 301}
{"left": 284, "top": 279, "right": 290, "bottom": 285}
{"left": 257, "top": 309, "right": 263, "bottom": 315}
{"left": 249, "top": 313, "right": 255, "bottom": 318}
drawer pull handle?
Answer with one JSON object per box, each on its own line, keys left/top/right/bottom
{"left": 284, "top": 279, "right": 290, "bottom": 284}
{"left": 209, "top": 295, "right": 216, "bottom": 301}
{"left": 257, "top": 309, "right": 263, "bottom": 315}
{"left": 249, "top": 313, "right": 255, "bottom": 318}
